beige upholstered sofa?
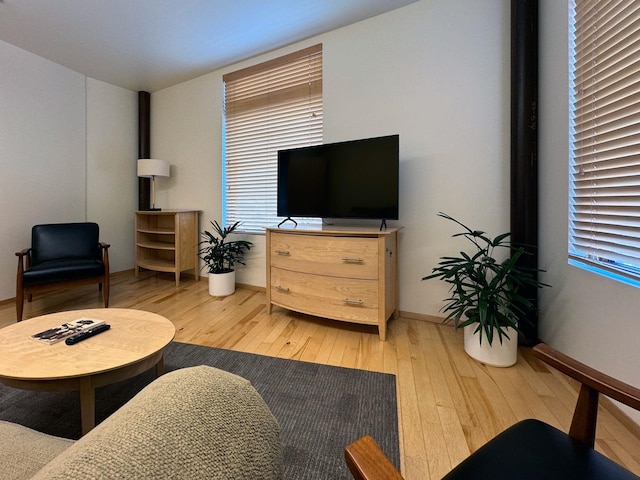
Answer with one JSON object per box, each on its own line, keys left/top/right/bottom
{"left": 0, "top": 365, "right": 283, "bottom": 479}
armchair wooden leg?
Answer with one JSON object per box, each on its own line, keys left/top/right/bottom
{"left": 16, "top": 250, "right": 26, "bottom": 321}
{"left": 16, "top": 289, "right": 24, "bottom": 322}
{"left": 569, "top": 384, "right": 599, "bottom": 448}
{"left": 103, "top": 276, "right": 110, "bottom": 308}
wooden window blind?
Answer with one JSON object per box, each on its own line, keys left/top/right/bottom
{"left": 223, "top": 44, "right": 323, "bottom": 233}
{"left": 569, "top": 1, "right": 640, "bottom": 281}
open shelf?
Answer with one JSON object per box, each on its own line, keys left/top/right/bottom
{"left": 135, "top": 210, "right": 199, "bottom": 286}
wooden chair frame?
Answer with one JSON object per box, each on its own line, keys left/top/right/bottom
{"left": 344, "top": 343, "right": 640, "bottom": 480}
{"left": 15, "top": 242, "right": 110, "bottom": 321}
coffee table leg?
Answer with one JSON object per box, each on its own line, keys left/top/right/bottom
{"left": 79, "top": 377, "right": 95, "bottom": 436}
{"left": 156, "top": 354, "right": 165, "bottom": 377}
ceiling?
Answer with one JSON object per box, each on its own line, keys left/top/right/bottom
{"left": 0, "top": 0, "right": 418, "bottom": 92}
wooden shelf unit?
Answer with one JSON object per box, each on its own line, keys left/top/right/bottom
{"left": 266, "top": 226, "right": 399, "bottom": 341}
{"left": 135, "top": 210, "right": 199, "bottom": 286}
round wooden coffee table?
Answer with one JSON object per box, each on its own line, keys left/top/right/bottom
{"left": 0, "top": 308, "right": 175, "bottom": 435}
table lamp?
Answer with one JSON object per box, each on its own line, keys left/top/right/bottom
{"left": 137, "top": 159, "right": 170, "bottom": 211}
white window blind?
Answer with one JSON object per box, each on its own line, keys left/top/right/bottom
{"left": 223, "top": 44, "right": 323, "bottom": 233}
{"left": 569, "top": 0, "right": 640, "bottom": 282}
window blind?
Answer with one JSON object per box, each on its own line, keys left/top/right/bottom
{"left": 569, "top": 0, "right": 640, "bottom": 280}
{"left": 223, "top": 44, "right": 323, "bottom": 233}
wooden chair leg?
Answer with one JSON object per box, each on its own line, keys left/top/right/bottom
{"left": 102, "top": 244, "right": 110, "bottom": 308}
{"left": 569, "top": 384, "right": 600, "bottom": 448}
{"left": 103, "top": 276, "right": 110, "bottom": 308}
{"left": 16, "top": 289, "right": 24, "bottom": 322}
{"left": 16, "top": 251, "right": 26, "bottom": 321}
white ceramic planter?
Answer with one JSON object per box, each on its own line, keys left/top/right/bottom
{"left": 463, "top": 325, "right": 518, "bottom": 367}
{"left": 208, "top": 271, "right": 236, "bottom": 297}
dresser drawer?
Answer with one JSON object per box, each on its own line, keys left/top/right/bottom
{"left": 270, "top": 267, "right": 378, "bottom": 324}
{"left": 270, "top": 232, "right": 378, "bottom": 280}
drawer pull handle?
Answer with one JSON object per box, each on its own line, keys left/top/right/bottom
{"left": 276, "top": 286, "right": 290, "bottom": 293}
{"left": 343, "top": 298, "right": 363, "bottom": 305}
{"left": 275, "top": 250, "right": 290, "bottom": 256}
{"left": 342, "top": 257, "right": 363, "bottom": 263}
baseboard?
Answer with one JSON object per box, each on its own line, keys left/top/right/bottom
{"left": 399, "top": 310, "right": 444, "bottom": 324}
{"left": 236, "top": 283, "right": 266, "bottom": 293}
{"left": 112, "top": 269, "right": 135, "bottom": 278}
{"left": 0, "top": 297, "right": 14, "bottom": 307}
{"left": 600, "top": 396, "right": 640, "bottom": 438}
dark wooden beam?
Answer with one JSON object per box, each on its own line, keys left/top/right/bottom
{"left": 138, "top": 91, "right": 151, "bottom": 211}
{"left": 511, "top": 0, "right": 539, "bottom": 344}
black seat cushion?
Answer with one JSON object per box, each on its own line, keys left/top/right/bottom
{"left": 22, "top": 259, "right": 105, "bottom": 287}
{"left": 442, "top": 419, "right": 639, "bottom": 480}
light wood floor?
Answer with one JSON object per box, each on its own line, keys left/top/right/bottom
{"left": 2, "top": 271, "right": 640, "bottom": 479}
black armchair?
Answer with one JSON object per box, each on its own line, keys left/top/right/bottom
{"left": 345, "top": 343, "right": 640, "bottom": 480}
{"left": 15, "top": 222, "right": 110, "bottom": 321}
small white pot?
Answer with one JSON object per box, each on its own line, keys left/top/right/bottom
{"left": 208, "top": 270, "right": 236, "bottom": 297}
{"left": 463, "top": 324, "right": 518, "bottom": 367}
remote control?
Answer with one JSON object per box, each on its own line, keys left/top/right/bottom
{"left": 65, "top": 324, "right": 111, "bottom": 345}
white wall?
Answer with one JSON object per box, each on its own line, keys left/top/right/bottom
{"left": 539, "top": 0, "right": 640, "bottom": 423}
{"left": 150, "top": 73, "right": 227, "bottom": 281}
{"left": 323, "top": 0, "right": 510, "bottom": 315}
{"left": 2, "top": 0, "right": 637, "bottom": 424}
{"left": 86, "top": 79, "right": 138, "bottom": 272}
{"left": 0, "top": 40, "right": 137, "bottom": 302}
{"left": 0, "top": 40, "right": 86, "bottom": 300}
{"left": 152, "top": 0, "right": 640, "bottom": 425}
{"left": 152, "top": 0, "right": 511, "bottom": 302}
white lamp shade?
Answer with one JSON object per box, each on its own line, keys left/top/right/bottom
{"left": 137, "top": 159, "right": 170, "bottom": 178}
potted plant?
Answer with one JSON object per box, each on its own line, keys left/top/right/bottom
{"left": 198, "top": 220, "right": 253, "bottom": 297}
{"left": 422, "top": 212, "right": 548, "bottom": 367}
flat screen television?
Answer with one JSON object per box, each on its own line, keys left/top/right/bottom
{"left": 277, "top": 134, "right": 399, "bottom": 225}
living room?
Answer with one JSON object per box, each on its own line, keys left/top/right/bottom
{"left": 1, "top": 0, "right": 640, "bottom": 478}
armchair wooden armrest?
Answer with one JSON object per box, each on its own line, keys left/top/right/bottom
{"left": 344, "top": 435, "right": 404, "bottom": 480}
{"left": 345, "top": 343, "right": 640, "bottom": 480}
{"left": 99, "top": 242, "right": 110, "bottom": 270}
{"left": 15, "top": 248, "right": 32, "bottom": 269}
{"left": 532, "top": 343, "right": 640, "bottom": 447}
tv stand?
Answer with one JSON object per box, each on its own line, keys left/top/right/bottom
{"left": 266, "top": 225, "right": 399, "bottom": 341}
{"left": 277, "top": 217, "right": 298, "bottom": 228}
{"left": 379, "top": 219, "right": 387, "bottom": 231}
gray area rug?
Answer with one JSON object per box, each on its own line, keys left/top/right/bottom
{"left": 0, "top": 341, "right": 399, "bottom": 479}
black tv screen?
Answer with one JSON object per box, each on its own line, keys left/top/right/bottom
{"left": 277, "top": 134, "right": 399, "bottom": 221}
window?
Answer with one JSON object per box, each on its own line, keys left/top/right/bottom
{"left": 223, "top": 44, "right": 323, "bottom": 233}
{"left": 568, "top": 1, "right": 640, "bottom": 285}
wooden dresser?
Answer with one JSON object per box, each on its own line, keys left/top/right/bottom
{"left": 135, "top": 210, "right": 199, "bottom": 286}
{"left": 266, "top": 226, "right": 399, "bottom": 341}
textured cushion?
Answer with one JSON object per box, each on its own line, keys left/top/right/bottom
{"left": 31, "top": 365, "right": 283, "bottom": 479}
{"left": 0, "top": 421, "right": 74, "bottom": 480}
{"left": 443, "top": 419, "right": 639, "bottom": 480}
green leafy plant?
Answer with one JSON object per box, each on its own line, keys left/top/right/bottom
{"left": 198, "top": 221, "right": 253, "bottom": 274}
{"left": 422, "top": 212, "right": 548, "bottom": 346}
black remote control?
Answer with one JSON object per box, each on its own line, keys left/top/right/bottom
{"left": 65, "top": 324, "right": 111, "bottom": 345}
